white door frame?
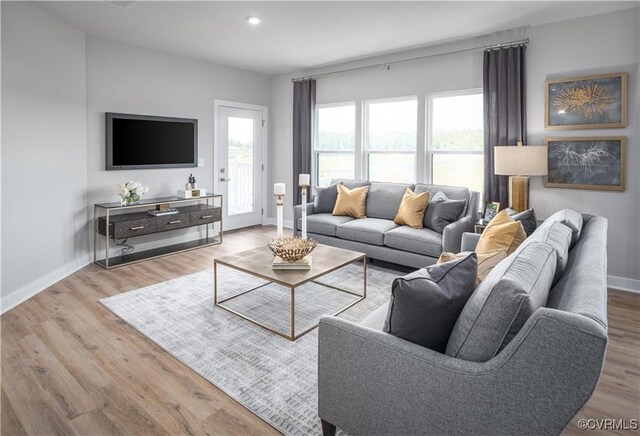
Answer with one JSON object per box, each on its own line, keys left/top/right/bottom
{"left": 214, "top": 99, "right": 269, "bottom": 227}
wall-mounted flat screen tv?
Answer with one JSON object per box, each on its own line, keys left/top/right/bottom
{"left": 106, "top": 112, "right": 197, "bottom": 170}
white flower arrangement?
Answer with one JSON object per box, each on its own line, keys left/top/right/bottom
{"left": 116, "top": 181, "right": 149, "bottom": 206}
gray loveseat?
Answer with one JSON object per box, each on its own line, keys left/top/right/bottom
{"left": 293, "top": 179, "right": 480, "bottom": 268}
{"left": 318, "top": 212, "right": 608, "bottom": 435}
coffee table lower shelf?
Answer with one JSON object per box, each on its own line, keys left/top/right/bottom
{"left": 213, "top": 254, "right": 367, "bottom": 341}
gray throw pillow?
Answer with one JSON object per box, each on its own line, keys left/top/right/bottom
{"left": 383, "top": 252, "right": 477, "bottom": 352}
{"left": 312, "top": 183, "right": 340, "bottom": 214}
{"left": 424, "top": 198, "right": 467, "bottom": 233}
{"left": 506, "top": 208, "right": 538, "bottom": 236}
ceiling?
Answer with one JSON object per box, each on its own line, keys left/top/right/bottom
{"left": 35, "top": 1, "right": 639, "bottom": 75}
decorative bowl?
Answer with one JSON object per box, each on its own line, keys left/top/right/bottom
{"left": 268, "top": 236, "right": 318, "bottom": 262}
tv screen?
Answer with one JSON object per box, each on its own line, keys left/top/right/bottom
{"left": 106, "top": 113, "right": 197, "bottom": 170}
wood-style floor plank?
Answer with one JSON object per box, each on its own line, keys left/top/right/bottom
{"left": 2, "top": 226, "right": 639, "bottom": 435}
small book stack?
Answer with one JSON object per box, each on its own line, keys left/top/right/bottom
{"left": 272, "top": 256, "right": 312, "bottom": 270}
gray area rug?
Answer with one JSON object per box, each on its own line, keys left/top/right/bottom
{"left": 100, "top": 262, "right": 403, "bottom": 435}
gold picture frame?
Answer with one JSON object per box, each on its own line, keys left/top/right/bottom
{"left": 544, "top": 137, "right": 626, "bottom": 191}
{"left": 544, "top": 72, "right": 627, "bottom": 130}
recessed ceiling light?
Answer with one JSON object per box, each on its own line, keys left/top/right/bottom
{"left": 246, "top": 16, "right": 261, "bottom": 25}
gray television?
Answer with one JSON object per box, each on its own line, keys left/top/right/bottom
{"left": 106, "top": 112, "right": 198, "bottom": 170}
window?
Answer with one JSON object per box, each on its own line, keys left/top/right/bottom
{"left": 314, "top": 103, "right": 355, "bottom": 186}
{"left": 364, "top": 98, "right": 417, "bottom": 183}
{"left": 428, "top": 91, "right": 484, "bottom": 198}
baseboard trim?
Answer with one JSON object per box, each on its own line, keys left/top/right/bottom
{"left": 264, "top": 218, "right": 293, "bottom": 229}
{"left": 608, "top": 275, "right": 640, "bottom": 293}
{"left": 1, "top": 254, "right": 91, "bottom": 314}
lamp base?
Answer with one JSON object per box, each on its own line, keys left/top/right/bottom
{"left": 509, "top": 176, "right": 530, "bottom": 213}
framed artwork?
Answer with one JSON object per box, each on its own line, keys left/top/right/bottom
{"left": 482, "top": 202, "right": 500, "bottom": 223}
{"left": 544, "top": 137, "right": 626, "bottom": 191}
{"left": 545, "top": 72, "right": 627, "bottom": 130}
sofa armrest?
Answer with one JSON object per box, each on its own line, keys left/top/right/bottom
{"left": 442, "top": 215, "right": 475, "bottom": 253}
{"left": 441, "top": 191, "right": 480, "bottom": 253}
{"left": 292, "top": 202, "right": 314, "bottom": 237}
{"left": 461, "top": 232, "right": 481, "bottom": 252}
{"left": 318, "top": 308, "right": 607, "bottom": 435}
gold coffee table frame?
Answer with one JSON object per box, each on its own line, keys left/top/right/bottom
{"left": 213, "top": 245, "right": 367, "bottom": 341}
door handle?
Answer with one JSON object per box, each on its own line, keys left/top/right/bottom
{"left": 219, "top": 177, "right": 231, "bottom": 182}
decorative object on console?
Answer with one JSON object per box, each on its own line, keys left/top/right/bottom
{"left": 177, "top": 188, "right": 207, "bottom": 198}
{"left": 332, "top": 184, "right": 369, "bottom": 219}
{"left": 475, "top": 209, "right": 526, "bottom": 256}
{"left": 274, "top": 183, "right": 286, "bottom": 237}
{"left": 482, "top": 201, "right": 500, "bottom": 223}
{"left": 383, "top": 252, "right": 477, "bottom": 352}
{"left": 393, "top": 188, "right": 429, "bottom": 229}
{"left": 268, "top": 236, "right": 317, "bottom": 268}
{"left": 544, "top": 137, "right": 625, "bottom": 191}
{"left": 116, "top": 181, "right": 149, "bottom": 206}
{"left": 299, "top": 174, "right": 310, "bottom": 239}
{"left": 545, "top": 72, "right": 627, "bottom": 130}
{"left": 494, "top": 141, "right": 547, "bottom": 212}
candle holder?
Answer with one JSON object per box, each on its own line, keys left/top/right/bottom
{"left": 274, "top": 193, "right": 285, "bottom": 238}
{"left": 299, "top": 183, "right": 310, "bottom": 239}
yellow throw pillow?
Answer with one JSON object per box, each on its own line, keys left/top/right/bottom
{"left": 394, "top": 188, "right": 430, "bottom": 229}
{"left": 437, "top": 248, "right": 508, "bottom": 285}
{"left": 332, "top": 184, "right": 369, "bottom": 219}
{"left": 475, "top": 209, "right": 526, "bottom": 256}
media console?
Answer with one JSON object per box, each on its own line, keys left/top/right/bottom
{"left": 94, "top": 194, "right": 223, "bottom": 269}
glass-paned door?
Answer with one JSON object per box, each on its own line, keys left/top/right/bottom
{"left": 218, "top": 105, "right": 264, "bottom": 230}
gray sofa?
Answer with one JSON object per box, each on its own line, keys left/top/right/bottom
{"left": 293, "top": 179, "right": 480, "bottom": 268}
{"left": 318, "top": 213, "right": 608, "bottom": 435}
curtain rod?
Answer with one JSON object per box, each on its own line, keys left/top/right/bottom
{"left": 291, "top": 38, "right": 529, "bottom": 82}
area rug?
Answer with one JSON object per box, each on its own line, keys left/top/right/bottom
{"left": 99, "top": 262, "right": 403, "bottom": 435}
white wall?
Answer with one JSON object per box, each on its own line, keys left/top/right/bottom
{"left": 87, "top": 37, "right": 271, "bottom": 251}
{"left": 1, "top": 2, "right": 88, "bottom": 308}
{"left": 269, "top": 8, "right": 640, "bottom": 285}
{"left": 527, "top": 10, "right": 640, "bottom": 285}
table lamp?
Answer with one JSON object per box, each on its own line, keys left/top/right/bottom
{"left": 494, "top": 141, "right": 547, "bottom": 213}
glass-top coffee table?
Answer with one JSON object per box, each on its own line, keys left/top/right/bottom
{"left": 213, "top": 244, "right": 367, "bottom": 341}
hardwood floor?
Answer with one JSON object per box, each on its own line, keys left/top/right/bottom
{"left": 2, "top": 226, "right": 639, "bottom": 435}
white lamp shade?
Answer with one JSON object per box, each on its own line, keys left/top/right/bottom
{"left": 494, "top": 145, "right": 548, "bottom": 176}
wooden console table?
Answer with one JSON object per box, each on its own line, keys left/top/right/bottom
{"left": 94, "top": 194, "right": 222, "bottom": 269}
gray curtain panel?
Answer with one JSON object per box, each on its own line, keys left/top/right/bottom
{"left": 483, "top": 45, "right": 527, "bottom": 209}
{"left": 292, "top": 79, "right": 316, "bottom": 205}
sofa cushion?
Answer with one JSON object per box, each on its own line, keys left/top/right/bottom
{"left": 313, "top": 183, "right": 340, "bottom": 214}
{"left": 546, "top": 208, "right": 583, "bottom": 247}
{"left": 297, "top": 213, "right": 354, "bottom": 237}
{"left": 383, "top": 253, "right": 477, "bottom": 352}
{"left": 393, "top": 188, "right": 430, "bottom": 229}
{"left": 519, "top": 220, "right": 572, "bottom": 285}
{"left": 415, "top": 184, "right": 470, "bottom": 215}
{"left": 333, "top": 184, "right": 369, "bottom": 219}
{"left": 366, "top": 182, "right": 415, "bottom": 220}
{"left": 445, "top": 241, "right": 557, "bottom": 362}
{"left": 383, "top": 226, "right": 442, "bottom": 257}
{"left": 330, "top": 178, "right": 370, "bottom": 189}
{"left": 360, "top": 302, "right": 389, "bottom": 330}
{"left": 336, "top": 218, "right": 398, "bottom": 246}
{"left": 423, "top": 198, "right": 467, "bottom": 233}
